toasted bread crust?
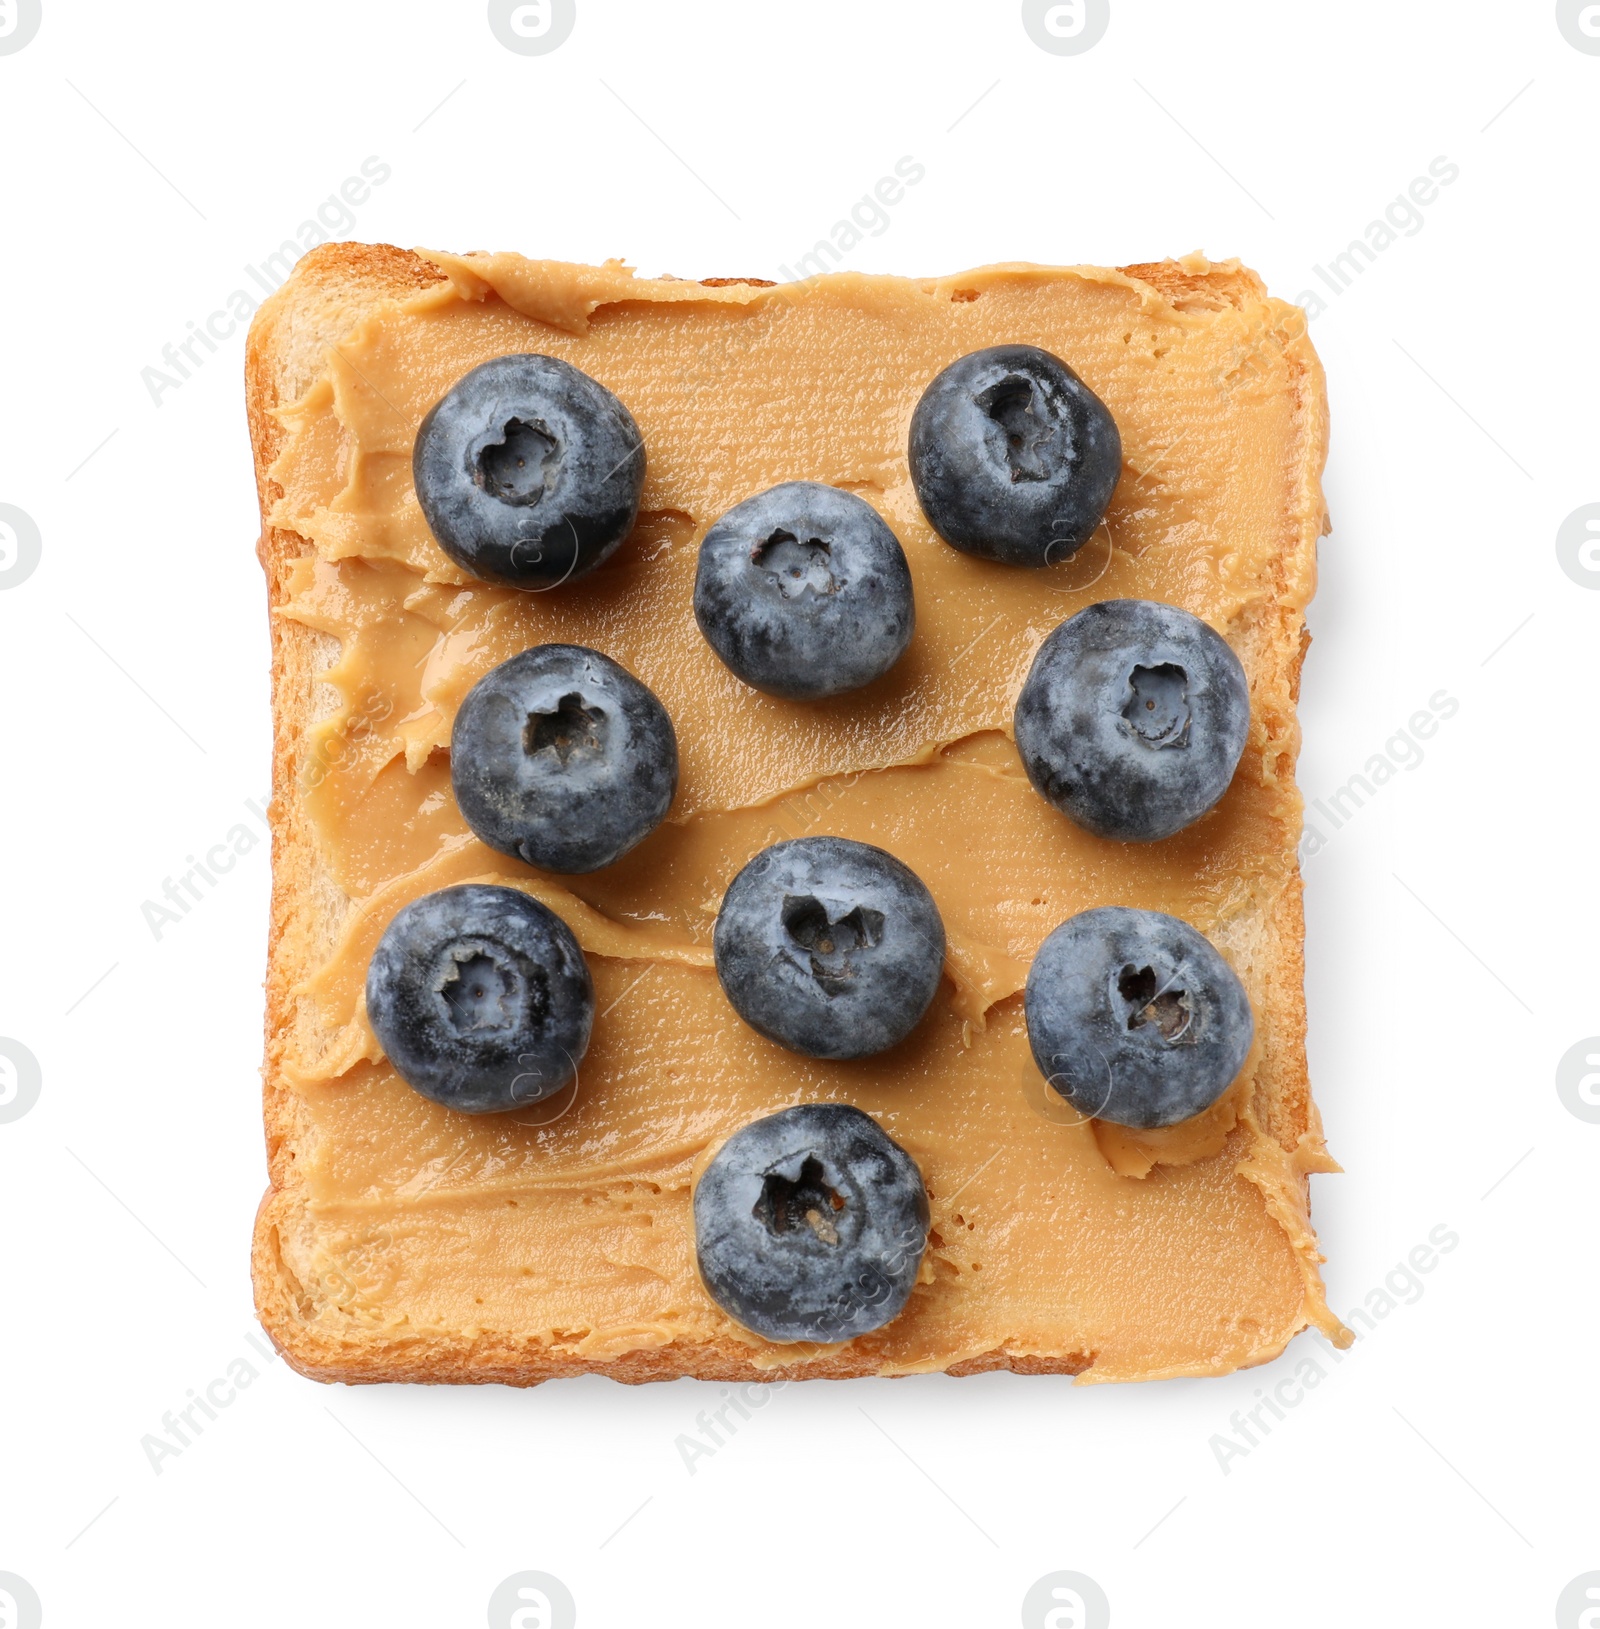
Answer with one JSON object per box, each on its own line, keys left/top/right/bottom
{"left": 247, "top": 244, "right": 1328, "bottom": 1386}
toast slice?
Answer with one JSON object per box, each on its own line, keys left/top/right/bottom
{"left": 248, "top": 244, "right": 1343, "bottom": 1385}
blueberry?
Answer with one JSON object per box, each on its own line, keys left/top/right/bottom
{"left": 413, "top": 354, "right": 644, "bottom": 588}
{"left": 694, "top": 1103, "right": 929, "bottom": 1343}
{"left": 451, "top": 644, "right": 678, "bottom": 873}
{"left": 366, "top": 884, "right": 594, "bottom": 1114}
{"left": 908, "top": 344, "right": 1121, "bottom": 566}
{"left": 714, "top": 837, "right": 946, "bottom": 1060}
{"left": 1025, "top": 906, "right": 1253, "bottom": 1129}
{"left": 693, "top": 482, "right": 915, "bottom": 699}
{"left": 1013, "top": 599, "right": 1250, "bottom": 842}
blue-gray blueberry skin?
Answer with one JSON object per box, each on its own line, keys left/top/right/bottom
{"left": 365, "top": 884, "right": 594, "bottom": 1115}
{"left": 412, "top": 353, "right": 645, "bottom": 589}
{"left": 693, "top": 482, "right": 915, "bottom": 699}
{"left": 1024, "top": 906, "right": 1253, "bottom": 1130}
{"left": 694, "top": 1103, "right": 929, "bottom": 1343}
{"left": 451, "top": 644, "right": 678, "bottom": 874}
{"left": 1013, "top": 599, "right": 1250, "bottom": 842}
{"left": 908, "top": 344, "right": 1122, "bottom": 567}
{"left": 713, "top": 837, "right": 946, "bottom": 1060}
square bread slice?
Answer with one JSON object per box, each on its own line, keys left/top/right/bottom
{"left": 247, "top": 243, "right": 1344, "bottom": 1385}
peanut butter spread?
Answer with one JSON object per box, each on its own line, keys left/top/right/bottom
{"left": 265, "top": 250, "right": 1345, "bottom": 1381}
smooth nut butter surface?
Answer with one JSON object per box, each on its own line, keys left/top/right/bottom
{"left": 267, "top": 251, "right": 1344, "bottom": 1380}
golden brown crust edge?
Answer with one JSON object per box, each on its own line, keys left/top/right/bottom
{"left": 247, "top": 243, "right": 1330, "bottom": 1387}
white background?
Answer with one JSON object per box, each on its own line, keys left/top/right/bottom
{"left": 0, "top": 2, "right": 1594, "bottom": 1625}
